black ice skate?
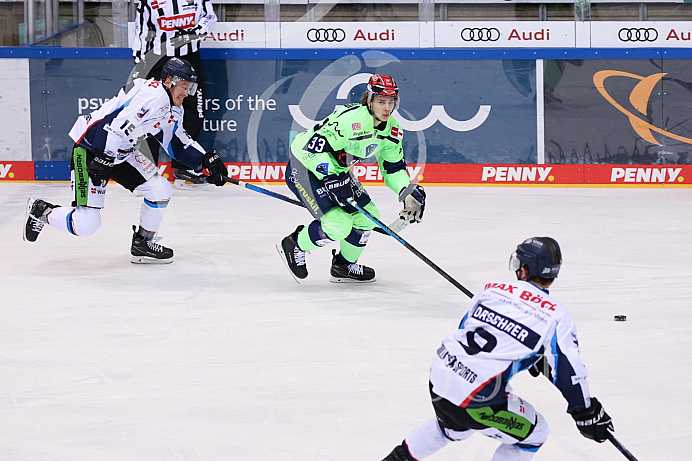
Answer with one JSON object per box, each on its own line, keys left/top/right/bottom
{"left": 130, "top": 226, "right": 174, "bottom": 264}
{"left": 23, "top": 198, "right": 58, "bottom": 242}
{"left": 330, "top": 250, "right": 376, "bottom": 283}
{"left": 276, "top": 225, "right": 308, "bottom": 282}
{"left": 382, "top": 444, "right": 414, "bottom": 461}
{"left": 173, "top": 168, "right": 207, "bottom": 189}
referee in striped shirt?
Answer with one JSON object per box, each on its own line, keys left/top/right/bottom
{"left": 132, "top": 0, "right": 217, "bottom": 186}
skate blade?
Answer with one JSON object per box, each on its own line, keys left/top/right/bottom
{"left": 275, "top": 243, "right": 302, "bottom": 284}
{"left": 130, "top": 255, "right": 174, "bottom": 264}
{"left": 173, "top": 179, "right": 207, "bottom": 190}
{"left": 329, "top": 276, "right": 377, "bottom": 283}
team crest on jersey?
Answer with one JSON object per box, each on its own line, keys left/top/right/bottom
{"left": 391, "top": 126, "right": 402, "bottom": 138}
{"left": 365, "top": 143, "right": 378, "bottom": 156}
{"left": 352, "top": 123, "right": 361, "bottom": 130}
{"left": 137, "top": 107, "right": 150, "bottom": 119}
{"left": 316, "top": 163, "right": 329, "bottom": 176}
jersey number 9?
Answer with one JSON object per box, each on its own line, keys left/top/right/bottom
{"left": 460, "top": 327, "right": 498, "bottom": 355}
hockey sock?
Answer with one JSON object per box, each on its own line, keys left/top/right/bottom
{"left": 139, "top": 198, "right": 169, "bottom": 236}
{"left": 297, "top": 220, "right": 333, "bottom": 251}
{"left": 47, "top": 206, "right": 101, "bottom": 236}
{"left": 491, "top": 443, "right": 539, "bottom": 461}
{"left": 339, "top": 228, "right": 371, "bottom": 263}
{"left": 404, "top": 417, "right": 452, "bottom": 460}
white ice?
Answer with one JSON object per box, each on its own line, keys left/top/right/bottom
{"left": 2, "top": 181, "right": 690, "bottom": 460}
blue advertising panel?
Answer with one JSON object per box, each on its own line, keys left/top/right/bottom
{"left": 28, "top": 52, "right": 537, "bottom": 165}
{"left": 543, "top": 58, "right": 692, "bottom": 165}
{"left": 198, "top": 56, "right": 537, "bottom": 165}
{"left": 30, "top": 58, "right": 132, "bottom": 162}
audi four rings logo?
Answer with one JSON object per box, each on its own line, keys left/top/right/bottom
{"left": 618, "top": 28, "right": 658, "bottom": 42}
{"left": 460, "top": 27, "right": 500, "bottom": 42}
{"left": 307, "top": 28, "right": 346, "bottom": 42}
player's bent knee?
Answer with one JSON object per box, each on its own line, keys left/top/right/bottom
{"left": 70, "top": 206, "right": 101, "bottom": 236}
{"left": 320, "top": 208, "right": 353, "bottom": 241}
{"left": 137, "top": 175, "right": 173, "bottom": 203}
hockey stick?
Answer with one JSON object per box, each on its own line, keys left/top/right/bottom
{"left": 346, "top": 198, "right": 474, "bottom": 298}
{"left": 221, "top": 175, "right": 405, "bottom": 235}
{"left": 222, "top": 175, "right": 304, "bottom": 207}
{"left": 607, "top": 432, "right": 639, "bottom": 461}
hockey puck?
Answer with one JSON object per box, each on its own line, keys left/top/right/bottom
{"left": 614, "top": 315, "right": 627, "bottom": 322}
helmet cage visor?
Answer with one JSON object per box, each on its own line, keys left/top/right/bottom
{"left": 367, "top": 87, "right": 400, "bottom": 110}
{"left": 171, "top": 75, "right": 198, "bottom": 96}
{"left": 509, "top": 251, "right": 522, "bottom": 272}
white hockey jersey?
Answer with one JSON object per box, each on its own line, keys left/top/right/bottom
{"left": 429, "top": 280, "right": 592, "bottom": 413}
{"left": 69, "top": 78, "right": 205, "bottom": 169}
{"left": 132, "top": 0, "right": 217, "bottom": 61}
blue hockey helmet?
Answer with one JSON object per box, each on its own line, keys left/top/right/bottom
{"left": 509, "top": 237, "right": 562, "bottom": 279}
{"left": 161, "top": 57, "right": 198, "bottom": 95}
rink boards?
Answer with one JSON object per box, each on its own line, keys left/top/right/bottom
{"left": 3, "top": 161, "right": 691, "bottom": 187}
{"left": 2, "top": 47, "right": 692, "bottom": 186}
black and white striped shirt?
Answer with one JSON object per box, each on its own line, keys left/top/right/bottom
{"left": 132, "top": 0, "right": 217, "bottom": 62}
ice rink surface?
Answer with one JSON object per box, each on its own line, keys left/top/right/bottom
{"left": 2, "top": 181, "right": 690, "bottom": 460}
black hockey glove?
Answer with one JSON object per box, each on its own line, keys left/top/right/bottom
{"left": 528, "top": 349, "right": 553, "bottom": 379}
{"left": 571, "top": 397, "right": 613, "bottom": 443}
{"left": 87, "top": 149, "right": 115, "bottom": 187}
{"left": 323, "top": 172, "right": 354, "bottom": 207}
{"left": 398, "top": 183, "right": 426, "bottom": 223}
{"left": 202, "top": 149, "right": 227, "bottom": 187}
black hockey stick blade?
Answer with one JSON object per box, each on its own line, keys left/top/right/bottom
{"left": 607, "top": 432, "right": 639, "bottom": 461}
{"left": 221, "top": 175, "right": 392, "bottom": 235}
{"left": 347, "top": 198, "right": 474, "bottom": 298}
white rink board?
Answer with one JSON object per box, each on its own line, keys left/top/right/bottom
{"left": 0, "top": 59, "right": 32, "bottom": 161}
{"left": 1, "top": 182, "right": 690, "bottom": 460}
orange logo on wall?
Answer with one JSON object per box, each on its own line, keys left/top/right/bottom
{"left": 594, "top": 70, "right": 692, "bottom": 146}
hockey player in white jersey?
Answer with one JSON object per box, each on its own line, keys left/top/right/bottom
{"left": 382, "top": 237, "right": 615, "bottom": 461}
{"left": 23, "top": 57, "right": 227, "bottom": 264}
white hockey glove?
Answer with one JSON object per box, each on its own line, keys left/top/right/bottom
{"left": 398, "top": 183, "right": 426, "bottom": 223}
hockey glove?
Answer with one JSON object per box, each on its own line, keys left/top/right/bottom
{"left": 323, "top": 172, "right": 354, "bottom": 207}
{"left": 528, "top": 349, "right": 553, "bottom": 379}
{"left": 571, "top": 397, "right": 613, "bottom": 443}
{"left": 87, "top": 150, "right": 115, "bottom": 187}
{"left": 398, "top": 183, "right": 426, "bottom": 223}
{"left": 202, "top": 149, "right": 228, "bottom": 186}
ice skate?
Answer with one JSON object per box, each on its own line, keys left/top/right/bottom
{"left": 276, "top": 225, "right": 308, "bottom": 282}
{"left": 173, "top": 168, "right": 208, "bottom": 190}
{"left": 130, "top": 226, "right": 174, "bottom": 264}
{"left": 23, "top": 198, "right": 58, "bottom": 242}
{"left": 329, "top": 249, "right": 376, "bottom": 283}
{"left": 382, "top": 444, "right": 413, "bottom": 461}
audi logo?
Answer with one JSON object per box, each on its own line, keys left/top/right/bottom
{"left": 307, "top": 28, "right": 346, "bottom": 43}
{"left": 618, "top": 28, "right": 658, "bottom": 42}
{"left": 460, "top": 27, "right": 500, "bottom": 42}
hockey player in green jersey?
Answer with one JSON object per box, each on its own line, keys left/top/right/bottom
{"left": 277, "top": 74, "right": 426, "bottom": 282}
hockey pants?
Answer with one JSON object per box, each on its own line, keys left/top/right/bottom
{"left": 47, "top": 146, "right": 172, "bottom": 237}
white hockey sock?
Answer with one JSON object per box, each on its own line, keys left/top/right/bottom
{"left": 491, "top": 443, "right": 538, "bottom": 461}
{"left": 404, "top": 418, "right": 451, "bottom": 460}
{"left": 139, "top": 198, "right": 168, "bottom": 234}
{"left": 47, "top": 206, "right": 101, "bottom": 236}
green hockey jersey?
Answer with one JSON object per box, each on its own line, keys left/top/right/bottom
{"left": 290, "top": 103, "right": 411, "bottom": 195}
